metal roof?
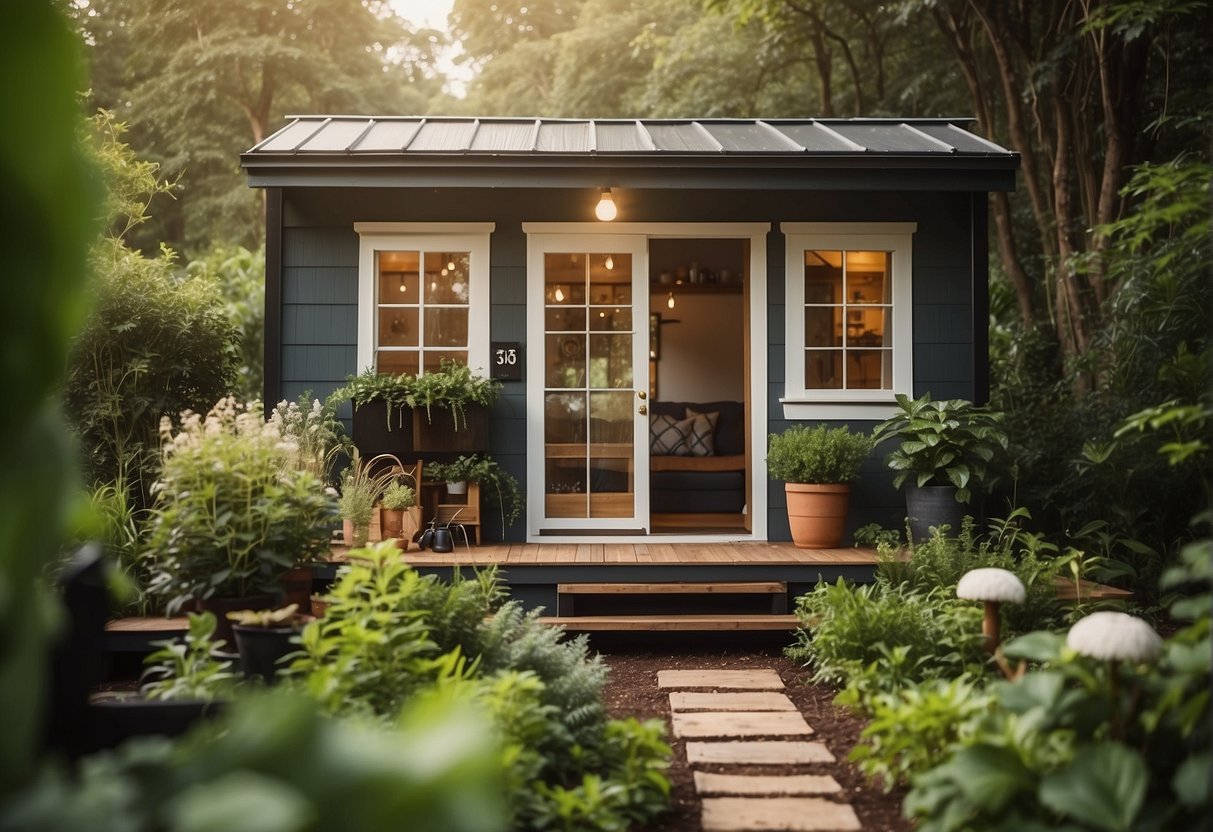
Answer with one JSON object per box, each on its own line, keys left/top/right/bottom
{"left": 241, "top": 116, "right": 1018, "bottom": 192}
{"left": 248, "top": 116, "right": 1014, "bottom": 157}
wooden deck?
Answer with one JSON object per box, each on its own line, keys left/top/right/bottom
{"left": 333, "top": 541, "right": 879, "bottom": 568}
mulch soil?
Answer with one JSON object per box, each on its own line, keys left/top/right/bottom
{"left": 599, "top": 641, "right": 912, "bottom": 832}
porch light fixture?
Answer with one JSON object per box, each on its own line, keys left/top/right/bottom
{"left": 595, "top": 188, "right": 617, "bottom": 222}
{"left": 667, "top": 291, "right": 675, "bottom": 310}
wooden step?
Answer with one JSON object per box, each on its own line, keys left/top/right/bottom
{"left": 103, "top": 616, "right": 190, "bottom": 652}
{"left": 537, "top": 614, "right": 800, "bottom": 632}
{"left": 557, "top": 581, "right": 786, "bottom": 595}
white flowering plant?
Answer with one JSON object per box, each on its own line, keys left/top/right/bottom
{"left": 144, "top": 397, "right": 338, "bottom": 614}
{"left": 267, "top": 393, "right": 347, "bottom": 480}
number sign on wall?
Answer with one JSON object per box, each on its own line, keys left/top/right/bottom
{"left": 491, "top": 342, "right": 523, "bottom": 381}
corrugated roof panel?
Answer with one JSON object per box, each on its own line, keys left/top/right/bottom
{"left": 595, "top": 122, "right": 652, "bottom": 152}
{"left": 353, "top": 119, "right": 424, "bottom": 151}
{"left": 828, "top": 123, "right": 944, "bottom": 153}
{"left": 767, "top": 122, "right": 862, "bottom": 152}
{"left": 408, "top": 120, "right": 478, "bottom": 151}
{"left": 298, "top": 119, "right": 373, "bottom": 152}
{"left": 535, "top": 121, "right": 591, "bottom": 152}
{"left": 915, "top": 123, "right": 1002, "bottom": 154}
{"left": 258, "top": 119, "right": 324, "bottom": 152}
{"left": 646, "top": 123, "right": 721, "bottom": 152}
{"left": 471, "top": 120, "right": 537, "bottom": 151}
{"left": 702, "top": 122, "right": 802, "bottom": 152}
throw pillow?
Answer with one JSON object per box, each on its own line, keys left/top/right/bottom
{"left": 685, "top": 407, "right": 720, "bottom": 454}
{"left": 684, "top": 413, "right": 716, "bottom": 457}
{"left": 650, "top": 413, "right": 690, "bottom": 455}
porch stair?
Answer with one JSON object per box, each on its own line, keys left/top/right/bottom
{"left": 539, "top": 581, "right": 799, "bottom": 632}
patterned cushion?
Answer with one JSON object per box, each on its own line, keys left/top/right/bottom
{"left": 685, "top": 408, "right": 720, "bottom": 456}
{"left": 684, "top": 413, "right": 716, "bottom": 457}
{"left": 650, "top": 413, "right": 690, "bottom": 455}
{"left": 650, "top": 413, "right": 716, "bottom": 457}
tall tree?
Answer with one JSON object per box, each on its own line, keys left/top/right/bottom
{"left": 71, "top": 0, "right": 443, "bottom": 253}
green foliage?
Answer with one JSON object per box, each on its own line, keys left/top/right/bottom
{"left": 850, "top": 675, "right": 993, "bottom": 791}
{"left": 331, "top": 360, "right": 502, "bottom": 434}
{"left": 140, "top": 612, "right": 236, "bottom": 701}
{"left": 382, "top": 481, "right": 418, "bottom": 511}
{"left": 854, "top": 522, "right": 902, "bottom": 549}
{"left": 68, "top": 481, "right": 150, "bottom": 615}
{"left": 874, "top": 394, "right": 1009, "bottom": 503}
{"left": 766, "top": 423, "right": 873, "bottom": 484}
{"left": 427, "top": 454, "right": 525, "bottom": 533}
{"left": 143, "top": 398, "right": 337, "bottom": 613}
{"left": 0, "top": 0, "right": 100, "bottom": 793}
{"left": 337, "top": 450, "right": 404, "bottom": 545}
{"left": 266, "top": 393, "right": 346, "bottom": 481}
{"left": 0, "top": 692, "right": 509, "bottom": 832}
{"left": 881, "top": 513, "right": 1065, "bottom": 634}
{"left": 786, "top": 579, "right": 987, "bottom": 694}
{"left": 185, "top": 245, "right": 264, "bottom": 402}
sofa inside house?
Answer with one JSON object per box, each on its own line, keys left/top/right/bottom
{"left": 649, "top": 400, "right": 746, "bottom": 522}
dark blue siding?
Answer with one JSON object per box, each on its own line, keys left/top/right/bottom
{"left": 279, "top": 187, "right": 982, "bottom": 541}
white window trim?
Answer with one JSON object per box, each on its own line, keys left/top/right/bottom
{"left": 780, "top": 222, "right": 915, "bottom": 421}
{"left": 355, "top": 222, "right": 494, "bottom": 376}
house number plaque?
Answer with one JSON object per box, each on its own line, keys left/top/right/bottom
{"left": 491, "top": 342, "right": 523, "bottom": 381}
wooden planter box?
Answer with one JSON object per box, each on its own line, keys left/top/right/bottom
{"left": 351, "top": 400, "right": 490, "bottom": 455}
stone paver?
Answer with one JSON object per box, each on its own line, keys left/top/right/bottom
{"left": 672, "top": 710, "right": 813, "bottom": 739}
{"left": 701, "top": 797, "right": 861, "bottom": 831}
{"left": 657, "top": 669, "right": 785, "bottom": 690}
{"left": 694, "top": 772, "right": 842, "bottom": 796}
{"left": 669, "top": 691, "right": 797, "bottom": 712}
{"left": 685, "top": 740, "right": 836, "bottom": 765}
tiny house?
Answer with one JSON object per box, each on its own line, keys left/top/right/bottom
{"left": 241, "top": 117, "right": 1017, "bottom": 556}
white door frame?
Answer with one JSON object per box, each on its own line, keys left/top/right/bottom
{"left": 522, "top": 222, "right": 770, "bottom": 543}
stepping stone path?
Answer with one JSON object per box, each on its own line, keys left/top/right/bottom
{"left": 664, "top": 667, "right": 862, "bottom": 831}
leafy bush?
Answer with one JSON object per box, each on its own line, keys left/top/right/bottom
{"left": 873, "top": 394, "right": 1008, "bottom": 503}
{"left": 65, "top": 238, "right": 236, "bottom": 502}
{"left": 185, "top": 244, "right": 264, "bottom": 403}
{"left": 140, "top": 612, "right": 235, "bottom": 701}
{"left": 766, "top": 423, "right": 873, "bottom": 483}
{"left": 786, "top": 579, "right": 987, "bottom": 695}
{"left": 143, "top": 398, "right": 337, "bottom": 613}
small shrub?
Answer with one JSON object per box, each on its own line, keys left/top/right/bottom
{"left": 767, "top": 423, "right": 873, "bottom": 483}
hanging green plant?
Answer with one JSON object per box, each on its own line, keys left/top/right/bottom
{"left": 328, "top": 359, "right": 500, "bottom": 433}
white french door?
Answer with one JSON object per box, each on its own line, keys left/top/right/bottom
{"left": 525, "top": 234, "right": 649, "bottom": 535}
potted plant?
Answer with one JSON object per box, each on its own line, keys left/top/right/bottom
{"left": 768, "top": 424, "right": 873, "bottom": 548}
{"left": 226, "top": 603, "right": 312, "bottom": 683}
{"left": 873, "top": 393, "right": 1008, "bottom": 541}
{"left": 380, "top": 478, "right": 420, "bottom": 546}
{"left": 329, "top": 359, "right": 500, "bottom": 455}
{"left": 425, "top": 454, "right": 524, "bottom": 537}
{"left": 337, "top": 449, "right": 402, "bottom": 548}
{"left": 144, "top": 398, "right": 337, "bottom": 645}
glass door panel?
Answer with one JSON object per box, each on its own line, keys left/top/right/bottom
{"left": 535, "top": 244, "right": 646, "bottom": 529}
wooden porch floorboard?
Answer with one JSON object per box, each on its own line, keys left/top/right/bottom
{"left": 340, "top": 541, "right": 880, "bottom": 568}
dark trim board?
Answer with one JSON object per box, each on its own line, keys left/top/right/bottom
{"left": 263, "top": 187, "right": 284, "bottom": 416}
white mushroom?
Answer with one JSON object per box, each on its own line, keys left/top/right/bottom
{"left": 1066, "top": 611, "right": 1162, "bottom": 741}
{"left": 957, "top": 568, "right": 1026, "bottom": 650}
{"left": 1066, "top": 611, "right": 1162, "bottom": 663}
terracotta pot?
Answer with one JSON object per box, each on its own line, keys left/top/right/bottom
{"left": 280, "top": 565, "right": 313, "bottom": 609}
{"left": 310, "top": 595, "right": 329, "bottom": 618}
{"left": 381, "top": 507, "right": 404, "bottom": 540}
{"left": 342, "top": 518, "right": 371, "bottom": 548}
{"left": 784, "top": 483, "right": 851, "bottom": 549}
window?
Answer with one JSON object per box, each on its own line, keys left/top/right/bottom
{"left": 355, "top": 223, "right": 493, "bottom": 376}
{"left": 782, "top": 223, "right": 915, "bottom": 418}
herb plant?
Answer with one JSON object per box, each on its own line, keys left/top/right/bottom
{"left": 767, "top": 423, "right": 873, "bottom": 483}
{"left": 140, "top": 612, "right": 235, "bottom": 701}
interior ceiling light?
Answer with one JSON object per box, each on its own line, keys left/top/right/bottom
{"left": 555, "top": 286, "right": 565, "bottom": 303}
{"left": 605, "top": 254, "right": 614, "bottom": 270}
{"left": 398, "top": 274, "right": 406, "bottom": 293}
{"left": 447, "top": 259, "right": 456, "bottom": 271}
{"left": 667, "top": 291, "right": 675, "bottom": 310}
{"left": 595, "top": 188, "right": 617, "bottom": 222}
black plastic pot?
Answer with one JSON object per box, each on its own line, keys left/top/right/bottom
{"left": 905, "top": 484, "right": 965, "bottom": 542}
{"left": 87, "top": 693, "right": 225, "bottom": 751}
{"left": 232, "top": 625, "right": 302, "bottom": 683}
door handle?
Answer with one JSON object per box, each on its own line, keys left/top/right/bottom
{"left": 637, "top": 391, "right": 647, "bottom": 400}
{"left": 638, "top": 405, "right": 648, "bottom": 415}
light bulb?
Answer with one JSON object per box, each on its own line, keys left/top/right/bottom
{"left": 605, "top": 254, "right": 614, "bottom": 270}
{"left": 398, "top": 277, "right": 406, "bottom": 293}
{"left": 599, "top": 311, "right": 606, "bottom": 318}
{"left": 441, "top": 267, "right": 448, "bottom": 276}
{"left": 447, "top": 259, "right": 456, "bottom": 271}
{"left": 667, "top": 292, "right": 675, "bottom": 309}
{"left": 594, "top": 188, "right": 617, "bottom": 222}
{"left": 431, "top": 281, "right": 438, "bottom": 291}
{"left": 555, "top": 287, "right": 565, "bottom": 302}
